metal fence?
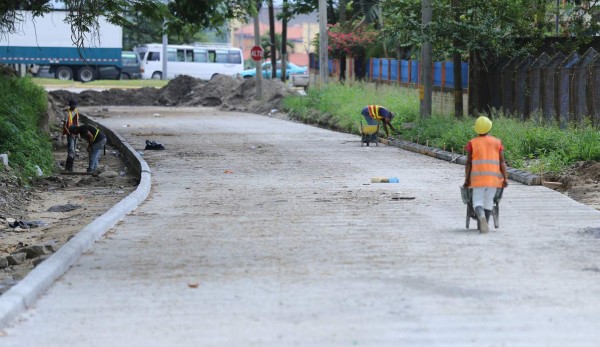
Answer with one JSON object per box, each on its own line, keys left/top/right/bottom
{"left": 498, "top": 48, "right": 600, "bottom": 127}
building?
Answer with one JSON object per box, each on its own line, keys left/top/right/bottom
{"left": 230, "top": 7, "right": 319, "bottom": 67}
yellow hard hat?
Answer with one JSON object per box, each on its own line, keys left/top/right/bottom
{"left": 473, "top": 116, "right": 492, "bottom": 135}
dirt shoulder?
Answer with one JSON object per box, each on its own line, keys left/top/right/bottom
{"left": 0, "top": 132, "right": 137, "bottom": 294}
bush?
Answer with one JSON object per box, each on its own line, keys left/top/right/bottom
{"left": 0, "top": 76, "right": 53, "bottom": 180}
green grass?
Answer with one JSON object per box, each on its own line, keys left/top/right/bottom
{"left": 283, "top": 81, "right": 419, "bottom": 133}
{"left": 282, "top": 83, "right": 600, "bottom": 175}
{"left": 31, "top": 78, "right": 168, "bottom": 89}
{"left": 0, "top": 76, "right": 54, "bottom": 181}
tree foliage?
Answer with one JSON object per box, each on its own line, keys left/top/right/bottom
{"left": 0, "top": 0, "right": 257, "bottom": 49}
{"left": 381, "top": 0, "right": 546, "bottom": 66}
{"left": 327, "top": 22, "right": 378, "bottom": 59}
{"left": 261, "top": 32, "right": 294, "bottom": 60}
{"left": 380, "top": 0, "right": 600, "bottom": 65}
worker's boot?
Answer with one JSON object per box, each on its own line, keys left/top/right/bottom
{"left": 485, "top": 209, "right": 492, "bottom": 223}
{"left": 475, "top": 206, "right": 489, "bottom": 233}
{"left": 65, "top": 157, "right": 74, "bottom": 172}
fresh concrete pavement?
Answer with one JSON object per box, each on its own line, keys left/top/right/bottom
{"left": 1, "top": 106, "right": 599, "bottom": 346}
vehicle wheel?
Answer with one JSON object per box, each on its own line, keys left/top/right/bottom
{"left": 55, "top": 66, "right": 74, "bottom": 80}
{"left": 120, "top": 73, "right": 131, "bottom": 80}
{"left": 303, "top": 85, "right": 308, "bottom": 91}
{"left": 151, "top": 72, "right": 162, "bottom": 79}
{"left": 77, "top": 66, "right": 95, "bottom": 82}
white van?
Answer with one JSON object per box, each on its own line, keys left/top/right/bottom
{"left": 134, "top": 43, "right": 243, "bottom": 80}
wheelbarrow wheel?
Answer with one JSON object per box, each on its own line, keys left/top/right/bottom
{"left": 493, "top": 205, "right": 500, "bottom": 228}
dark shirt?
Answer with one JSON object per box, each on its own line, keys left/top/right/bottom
{"left": 78, "top": 124, "right": 106, "bottom": 143}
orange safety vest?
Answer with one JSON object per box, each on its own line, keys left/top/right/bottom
{"left": 469, "top": 135, "right": 504, "bottom": 188}
{"left": 63, "top": 109, "right": 79, "bottom": 134}
{"left": 367, "top": 105, "right": 383, "bottom": 121}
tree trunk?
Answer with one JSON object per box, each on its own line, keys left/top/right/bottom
{"left": 338, "top": 0, "right": 347, "bottom": 83}
{"left": 452, "top": 0, "right": 463, "bottom": 117}
{"left": 339, "top": 0, "right": 346, "bottom": 24}
{"left": 268, "top": 1, "right": 277, "bottom": 79}
{"left": 281, "top": 0, "right": 288, "bottom": 82}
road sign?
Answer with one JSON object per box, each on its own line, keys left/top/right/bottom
{"left": 250, "top": 45, "right": 264, "bottom": 62}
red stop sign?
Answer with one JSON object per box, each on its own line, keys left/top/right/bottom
{"left": 250, "top": 45, "right": 264, "bottom": 61}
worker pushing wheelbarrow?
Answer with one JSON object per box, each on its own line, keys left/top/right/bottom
{"left": 462, "top": 116, "right": 509, "bottom": 233}
{"left": 359, "top": 105, "right": 398, "bottom": 146}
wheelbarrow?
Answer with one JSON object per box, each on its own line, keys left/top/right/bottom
{"left": 460, "top": 186, "right": 504, "bottom": 231}
{"left": 358, "top": 122, "right": 379, "bottom": 147}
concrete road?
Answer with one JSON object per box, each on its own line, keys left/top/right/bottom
{"left": 2, "top": 106, "right": 600, "bottom": 346}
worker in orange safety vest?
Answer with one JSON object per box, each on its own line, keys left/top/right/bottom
{"left": 463, "top": 116, "right": 508, "bottom": 233}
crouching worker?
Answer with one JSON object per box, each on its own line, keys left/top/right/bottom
{"left": 361, "top": 105, "right": 397, "bottom": 139}
{"left": 463, "top": 116, "right": 508, "bottom": 233}
{"left": 69, "top": 124, "right": 107, "bottom": 173}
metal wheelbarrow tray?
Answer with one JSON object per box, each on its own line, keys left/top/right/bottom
{"left": 358, "top": 122, "right": 379, "bottom": 147}
{"left": 460, "top": 186, "right": 504, "bottom": 230}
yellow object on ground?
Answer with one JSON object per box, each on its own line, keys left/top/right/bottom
{"left": 371, "top": 177, "right": 389, "bottom": 183}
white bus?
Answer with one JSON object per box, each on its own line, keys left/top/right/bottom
{"left": 134, "top": 43, "right": 243, "bottom": 80}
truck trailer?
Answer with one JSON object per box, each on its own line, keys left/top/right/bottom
{"left": 0, "top": 10, "right": 122, "bottom": 82}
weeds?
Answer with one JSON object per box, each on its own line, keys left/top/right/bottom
{"left": 283, "top": 83, "right": 600, "bottom": 174}
{"left": 0, "top": 76, "right": 54, "bottom": 181}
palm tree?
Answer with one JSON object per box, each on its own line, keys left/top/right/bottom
{"left": 260, "top": 32, "right": 294, "bottom": 60}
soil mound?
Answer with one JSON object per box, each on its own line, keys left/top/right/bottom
{"left": 48, "top": 74, "right": 298, "bottom": 115}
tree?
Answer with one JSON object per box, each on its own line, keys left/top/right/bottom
{"left": 380, "top": 0, "right": 547, "bottom": 114}
{"left": 0, "top": 0, "right": 257, "bottom": 49}
{"left": 261, "top": 32, "right": 295, "bottom": 60}
{"left": 328, "top": 22, "right": 377, "bottom": 59}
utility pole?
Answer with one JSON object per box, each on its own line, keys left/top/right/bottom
{"left": 254, "top": 1, "right": 263, "bottom": 99}
{"left": 162, "top": 19, "right": 168, "bottom": 80}
{"left": 420, "top": 0, "right": 432, "bottom": 117}
{"left": 268, "top": 1, "right": 277, "bottom": 78}
{"left": 318, "top": 0, "right": 328, "bottom": 85}
{"left": 281, "top": 0, "right": 288, "bottom": 82}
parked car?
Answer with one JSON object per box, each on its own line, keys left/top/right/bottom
{"left": 291, "top": 70, "right": 309, "bottom": 90}
{"left": 239, "top": 61, "right": 307, "bottom": 80}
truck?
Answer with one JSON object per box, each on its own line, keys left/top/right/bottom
{"left": 0, "top": 10, "right": 122, "bottom": 82}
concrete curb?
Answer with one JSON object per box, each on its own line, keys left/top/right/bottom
{"left": 0, "top": 116, "right": 151, "bottom": 329}
{"left": 380, "top": 138, "right": 542, "bottom": 186}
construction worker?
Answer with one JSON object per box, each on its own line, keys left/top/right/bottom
{"left": 69, "top": 124, "right": 107, "bottom": 173}
{"left": 62, "top": 99, "right": 79, "bottom": 172}
{"left": 463, "top": 116, "right": 508, "bottom": 233}
{"left": 361, "top": 105, "right": 397, "bottom": 138}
